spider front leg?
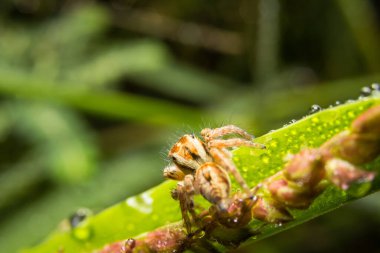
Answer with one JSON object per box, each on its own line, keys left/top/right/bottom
{"left": 172, "top": 177, "right": 197, "bottom": 234}
{"left": 208, "top": 138, "right": 266, "bottom": 150}
{"left": 164, "top": 165, "right": 197, "bottom": 233}
{"left": 201, "top": 125, "right": 254, "bottom": 142}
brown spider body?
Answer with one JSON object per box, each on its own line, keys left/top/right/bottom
{"left": 163, "top": 125, "right": 265, "bottom": 232}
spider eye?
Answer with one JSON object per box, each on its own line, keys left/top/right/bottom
{"left": 191, "top": 134, "right": 195, "bottom": 138}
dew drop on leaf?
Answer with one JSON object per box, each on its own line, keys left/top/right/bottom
{"left": 69, "top": 208, "right": 92, "bottom": 228}
{"left": 309, "top": 104, "right": 322, "bottom": 114}
{"left": 371, "top": 83, "right": 380, "bottom": 91}
{"left": 360, "top": 86, "right": 372, "bottom": 97}
{"left": 274, "top": 222, "right": 283, "bottom": 228}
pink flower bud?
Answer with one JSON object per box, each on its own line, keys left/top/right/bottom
{"left": 352, "top": 105, "right": 380, "bottom": 135}
{"left": 321, "top": 131, "right": 380, "bottom": 165}
{"left": 267, "top": 177, "right": 318, "bottom": 208}
{"left": 325, "top": 158, "right": 376, "bottom": 190}
{"left": 284, "top": 149, "right": 325, "bottom": 188}
{"left": 251, "top": 196, "right": 292, "bottom": 223}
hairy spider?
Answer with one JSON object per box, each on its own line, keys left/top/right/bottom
{"left": 163, "top": 125, "right": 265, "bottom": 232}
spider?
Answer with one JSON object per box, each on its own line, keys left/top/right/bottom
{"left": 163, "top": 125, "right": 265, "bottom": 232}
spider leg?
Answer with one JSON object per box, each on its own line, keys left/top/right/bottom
{"left": 173, "top": 175, "right": 198, "bottom": 234}
{"left": 208, "top": 138, "right": 266, "bottom": 149}
{"left": 173, "top": 183, "right": 192, "bottom": 233}
{"left": 183, "top": 175, "right": 199, "bottom": 223}
{"left": 210, "top": 147, "right": 251, "bottom": 195}
{"left": 201, "top": 125, "right": 254, "bottom": 141}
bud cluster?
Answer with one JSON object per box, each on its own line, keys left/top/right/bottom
{"left": 250, "top": 105, "right": 379, "bottom": 224}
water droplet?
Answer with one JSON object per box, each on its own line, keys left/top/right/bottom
{"left": 260, "top": 154, "right": 270, "bottom": 164}
{"left": 69, "top": 208, "right": 92, "bottom": 228}
{"left": 361, "top": 86, "right": 372, "bottom": 97}
{"left": 309, "top": 104, "right": 322, "bottom": 114}
{"left": 335, "top": 101, "right": 341, "bottom": 105}
{"left": 73, "top": 223, "right": 92, "bottom": 241}
{"left": 371, "top": 83, "right": 380, "bottom": 91}
{"left": 275, "top": 222, "right": 283, "bottom": 228}
{"left": 126, "top": 191, "right": 154, "bottom": 214}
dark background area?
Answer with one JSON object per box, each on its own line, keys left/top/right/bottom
{"left": 0, "top": 0, "right": 380, "bottom": 252}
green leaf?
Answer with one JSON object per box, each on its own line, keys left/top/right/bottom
{"left": 22, "top": 95, "right": 380, "bottom": 253}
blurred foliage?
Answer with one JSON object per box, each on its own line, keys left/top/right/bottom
{"left": 0, "top": 0, "right": 379, "bottom": 252}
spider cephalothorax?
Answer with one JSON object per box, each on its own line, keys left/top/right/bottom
{"left": 163, "top": 125, "right": 265, "bottom": 232}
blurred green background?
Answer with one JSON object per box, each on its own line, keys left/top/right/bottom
{"left": 0, "top": 0, "right": 380, "bottom": 252}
